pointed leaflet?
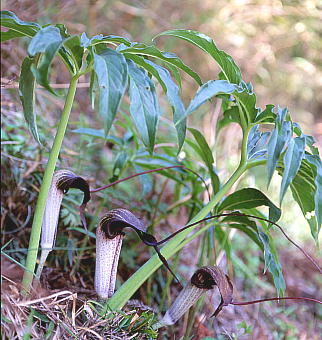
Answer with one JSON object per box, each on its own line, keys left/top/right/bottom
{"left": 304, "top": 154, "right": 322, "bottom": 233}
{"left": 267, "top": 107, "right": 292, "bottom": 187}
{"left": 185, "top": 80, "right": 236, "bottom": 118}
{"left": 155, "top": 29, "right": 242, "bottom": 85}
{"left": 0, "top": 10, "right": 40, "bottom": 41}
{"left": 280, "top": 136, "right": 306, "bottom": 204}
{"left": 127, "top": 59, "right": 160, "bottom": 153}
{"left": 218, "top": 188, "right": 281, "bottom": 222}
{"left": 144, "top": 60, "right": 186, "bottom": 150}
{"left": 256, "top": 226, "right": 286, "bottom": 296}
{"left": 247, "top": 125, "right": 270, "bottom": 160}
{"left": 27, "top": 26, "right": 64, "bottom": 95}
{"left": 120, "top": 43, "right": 202, "bottom": 85}
{"left": 19, "top": 56, "right": 40, "bottom": 144}
{"left": 284, "top": 160, "right": 320, "bottom": 240}
{"left": 93, "top": 48, "right": 128, "bottom": 135}
{"left": 188, "top": 128, "right": 220, "bottom": 194}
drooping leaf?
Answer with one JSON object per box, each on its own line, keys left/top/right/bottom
{"left": 93, "top": 48, "right": 128, "bottom": 135}
{"left": 0, "top": 10, "right": 40, "bottom": 41}
{"left": 122, "top": 54, "right": 186, "bottom": 150}
{"left": 27, "top": 26, "right": 64, "bottom": 94}
{"left": 267, "top": 107, "right": 292, "bottom": 186}
{"left": 121, "top": 43, "right": 202, "bottom": 85}
{"left": 304, "top": 154, "right": 322, "bottom": 232}
{"left": 122, "top": 53, "right": 167, "bottom": 92}
{"left": 218, "top": 188, "right": 281, "bottom": 222}
{"left": 127, "top": 59, "right": 160, "bottom": 153}
{"left": 155, "top": 29, "right": 242, "bottom": 84}
{"left": 278, "top": 159, "right": 319, "bottom": 240}
{"left": 188, "top": 128, "right": 220, "bottom": 193}
{"left": 19, "top": 56, "right": 40, "bottom": 144}
{"left": 185, "top": 80, "right": 236, "bottom": 118}
{"left": 280, "top": 136, "right": 306, "bottom": 204}
{"left": 144, "top": 60, "right": 186, "bottom": 150}
{"left": 256, "top": 226, "right": 286, "bottom": 296}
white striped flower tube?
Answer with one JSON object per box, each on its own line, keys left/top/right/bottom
{"left": 94, "top": 209, "right": 146, "bottom": 299}
{"left": 36, "top": 170, "right": 90, "bottom": 279}
{"left": 156, "top": 266, "right": 233, "bottom": 327}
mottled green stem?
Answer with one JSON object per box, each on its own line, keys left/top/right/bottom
{"left": 22, "top": 75, "right": 79, "bottom": 293}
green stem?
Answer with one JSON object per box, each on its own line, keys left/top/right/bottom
{"left": 22, "top": 75, "right": 79, "bottom": 293}
{"left": 107, "top": 162, "right": 247, "bottom": 310}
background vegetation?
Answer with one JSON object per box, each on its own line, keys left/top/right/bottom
{"left": 1, "top": 1, "right": 321, "bottom": 339}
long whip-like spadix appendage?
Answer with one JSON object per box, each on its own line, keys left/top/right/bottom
{"left": 36, "top": 170, "right": 90, "bottom": 280}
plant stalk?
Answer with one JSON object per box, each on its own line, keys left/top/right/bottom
{"left": 22, "top": 75, "right": 79, "bottom": 293}
{"left": 107, "top": 161, "right": 247, "bottom": 310}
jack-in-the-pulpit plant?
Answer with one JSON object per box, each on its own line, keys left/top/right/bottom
{"left": 1, "top": 12, "right": 321, "bottom": 329}
{"left": 36, "top": 170, "right": 90, "bottom": 279}
{"left": 155, "top": 266, "right": 233, "bottom": 328}
{"left": 95, "top": 209, "right": 146, "bottom": 299}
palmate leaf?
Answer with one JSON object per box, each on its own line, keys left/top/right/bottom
{"left": 0, "top": 10, "right": 40, "bottom": 41}
{"left": 127, "top": 60, "right": 160, "bottom": 153}
{"left": 19, "top": 56, "right": 40, "bottom": 144}
{"left": 27, "top": 26, "right": 64, "bottom": 95}
{"left": 120, "top": 43, "right": 202, "bottom": 86}
{"left": 93, "top": 48, "right": 128, "bottom": 135}
{"left": 155, "top": 29, "right": 242, "bottom": 85}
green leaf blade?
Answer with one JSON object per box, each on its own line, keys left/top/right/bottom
{"left": 144, "top": 60, "right": 186, "bottom": 150}
{"left": 186, "top": 80, "right": 236, "bottom": 117}
{"left": 188, "top": 127, "right": 220, "bottom": 193}
{"left": 121, "top": 43, "right": 202, "bottom": 85}
{"left": 155, "top": 29, "right": 242, "bottom": 84}
{"left": 267, "top": 108, "right": 292, "bottom": 187}
{"left": 19, "top": 56, "right": 40, "bottom": 144}
{"left": 27, "top": 26, "right": 64, "bottom": 95}
{"left": 93, "top": 48, "right": 128, "bottom": 135}
{"left": 218, "top": 188, "right": 281, "bottom": 222}
{"left": 280, "top": 136, "right": 306, "bottom": 204}
{"left": 0, "top": 10, "right": 40, "bottom": 41}
{"left": 127, "top": 60, "right": 160, "bottom": 153}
